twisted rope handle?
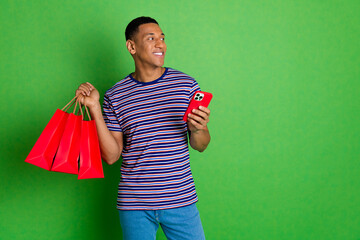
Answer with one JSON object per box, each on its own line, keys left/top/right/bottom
{"left": 77, "top": 99, "right": 91, "bottom": 120}
{"left": 73, "top": 100, "right": 78, "bottom": 114}
{"left": 76, "top": 99, "right": 84, "bottom": 117}
{"left": 84, "top": 105, "right": 91, "bottom": 120}
{"left": 61, "top": 96, "right": 77, "bottom": 112}
{"left": 61, "top": 96, "right": 89, "bottom": 118}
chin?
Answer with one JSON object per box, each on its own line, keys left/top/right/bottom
{"left": 154, "top": 62, "right": 165, "bottom": 68}
{"left": 152, "top": 58, "right": 165, "bottom": 67}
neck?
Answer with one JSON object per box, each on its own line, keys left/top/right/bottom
{"left": 132, "top": 65, "right": 165, "bottom": 83}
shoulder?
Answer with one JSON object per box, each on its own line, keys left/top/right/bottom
{"left": 165, "top": 67, "right": 195, "bottom": 81}
{"left": 165, "top": 67, "right": 198, "bottom": 85}
{"left": 105, "top": 75, "right": 135, "bottom": 98}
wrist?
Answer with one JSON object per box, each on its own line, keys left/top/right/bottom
{"left": 88, "top": 101, "right": 101, "bottom": 113}
{"left": 190, "top": 127, "right": 208, "bottom": 135}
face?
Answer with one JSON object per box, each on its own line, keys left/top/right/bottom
{"left": 128, "top": 23, "right": 167, "bottom": 68}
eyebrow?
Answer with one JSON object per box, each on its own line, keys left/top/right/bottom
{"left": 145, "top": 33, "right": 165, "bottom": 36}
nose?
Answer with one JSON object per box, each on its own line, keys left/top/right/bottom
{"left": 155, "top": 38, "right": 165, "bottom": 48}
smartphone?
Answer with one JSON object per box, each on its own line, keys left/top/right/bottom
{"left": 183, "top": 91, "right": 213, "bottom": 122}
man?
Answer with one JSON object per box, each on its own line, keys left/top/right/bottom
{"left": 76, "top": 16, "right": 210, "bottom": 240}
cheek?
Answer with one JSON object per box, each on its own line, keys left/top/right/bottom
{"left": 145, "top": 44, "right": 154, "bottom": 53}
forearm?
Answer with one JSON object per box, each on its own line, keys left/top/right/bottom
{"left": 89, "top": 103, "right": 122, "bottom": 164}
{"left": 189, "top": 127, "right": 211, "bottom": 152}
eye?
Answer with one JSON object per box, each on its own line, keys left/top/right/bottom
{"left": 148, "top": 37, "right": 154, "bottom": 40}
{"left": 160, "top": 37, "right": 165, "bottom": 41}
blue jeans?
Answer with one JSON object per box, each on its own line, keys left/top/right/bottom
{"left": 118, "top": 203, "right": 206, "bottom": 240}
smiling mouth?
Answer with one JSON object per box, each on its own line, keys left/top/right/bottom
{"left": 153, "top": 52, "right": 164, "bottom": 56}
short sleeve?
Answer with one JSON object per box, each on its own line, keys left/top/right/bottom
{"left": 102, "top": 94, "right": 122, "bottom": 132}
{"left": 189, "top": 79, "right": 201, "bottom": 103}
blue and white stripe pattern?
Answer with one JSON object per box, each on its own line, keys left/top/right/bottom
{"left": 103, "top": 68, "right": 201, "bottom": 210}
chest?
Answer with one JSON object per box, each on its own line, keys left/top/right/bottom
{"left": 116, "top": 84, "right": 189, "bottom": 134}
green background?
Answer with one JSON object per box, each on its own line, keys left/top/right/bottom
{"left": 1, "top": 0, "right": 359, "bottom": 239}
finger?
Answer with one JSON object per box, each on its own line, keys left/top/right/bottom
{"left": 75, "top": 89, "right": 87, "bottom": 97}
{"left": 81, "top": 96, "right": 86, "bottom": 106}
{"left": 76, "top": 94, "right": 84, "bottom": 104}
{"left": 188, "top": 119, "right": 202, "bottom": 129}
{"left": 188, "top": 113, "right": 206, "bottom": 125}
{"left": 80, "top": 84, "right": 92, "bottom": 92}
{"left": 86, "top": 82, "right": 95, "bottom": 90}
{"left": 75, "top": 90, "right": 87, "bottom": 97}
{"left": 191, "top": 108, "right": 209, "bottom": 120}
{"left": 199, "top": 106, "right": 210, "bottom": 116}
{"left": 75, "top": 88, "right": 86, "bottom": 96}
{"left": 78, "top": 85, "right": 92, "bottom": 96}
{"left": 77, "top": 95, "right": 90, "bottom": 107}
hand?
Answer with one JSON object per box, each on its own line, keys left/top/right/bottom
{"left": 187, "top": 106, "right": 210, "bottom": 133}
{"left": 75, "top": 82, "right": 100, "bottom": 109}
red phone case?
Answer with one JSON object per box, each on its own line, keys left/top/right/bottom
{"left": 183, "top": 91, "right": 213, "bottom": 122}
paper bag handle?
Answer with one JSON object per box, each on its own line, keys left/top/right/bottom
{"left": 61, "top": 96, "right": 77, "bottom": 112}
{"left": 75, "top": 99, "right": 85, "bottom": 117}
{"left": 79, "top": 104, "right": 91, "bottom": 120}
{"left": 84, "top": 106, "right": 91, "bottom": 120}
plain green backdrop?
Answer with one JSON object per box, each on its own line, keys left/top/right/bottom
{"left": 1, "top": 0, "right": 359, "bottom": 239}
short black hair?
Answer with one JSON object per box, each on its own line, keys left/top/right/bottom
{"left": 125, "top": 16, "right": 159, "bottom": 41}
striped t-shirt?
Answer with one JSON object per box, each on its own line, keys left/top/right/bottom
{"left": 103, "top": 67, "right": 201, "bottom": 210}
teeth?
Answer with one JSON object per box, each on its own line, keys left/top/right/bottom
{"left": 154, "top": 52, "right": 163, "bottom": 56}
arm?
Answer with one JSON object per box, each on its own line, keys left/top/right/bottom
{"left": 76, "top": 82, "right": 123, "bottom": 165}
{"left": 187, "top": 106, "right": 211, "bottom": 152}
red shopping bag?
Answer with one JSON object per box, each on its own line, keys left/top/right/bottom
{"left": 78, "top": 106, "right": 104, "bottom": 179}
{"left": 51, "top": 99, "right": 82, "bottom": 174}
{"left": 25, "top": 97, "right": 77, "bottom": 170}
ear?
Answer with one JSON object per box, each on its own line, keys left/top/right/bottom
{"left": 126, "top": 39, "right": 136, "bottom": 55}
